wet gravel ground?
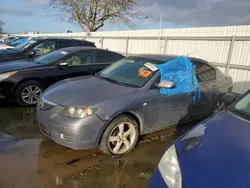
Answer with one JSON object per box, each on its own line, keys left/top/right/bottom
{"left": 0, "top": 99, "right": 197, "bottom": 188}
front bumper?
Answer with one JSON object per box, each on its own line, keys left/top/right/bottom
{"left": 149, "top": 168, "right": 168, "bottom": 188}
{"left": 36, "top": 102, "right": 108, "bottom": 150}
{"left": 0, "top": 80, "right": 16, "bottom": 100}
{"left": 0, "top": 88, "right": 5, "bottom": 99}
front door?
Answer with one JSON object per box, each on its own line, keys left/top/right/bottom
{"left": 145, "top": 85, "right": 193, "bottom": 132}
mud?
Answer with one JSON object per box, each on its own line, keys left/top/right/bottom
{"left": 0, "top": 100, "right": 196, "bottom": 188}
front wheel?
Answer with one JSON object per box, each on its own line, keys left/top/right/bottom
{"left": 15, "top": 80, "right": 44, "bottom": 106}
{"left": 99, "top": 115, "right": 139, "bottom": 156}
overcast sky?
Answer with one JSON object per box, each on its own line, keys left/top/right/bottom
{"left": 1, "top": 0, "right": 250, "bottom": 33}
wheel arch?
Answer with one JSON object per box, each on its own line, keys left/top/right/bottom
{"left": 97, "top": 111, "right": 143, "bottom": 145}
{"left": 12, "top": 77, "right": 45, "bottom": 94}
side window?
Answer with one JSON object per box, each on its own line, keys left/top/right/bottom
{"left": 95, "top": 51, "right": 121, "bottom": 64}
{"left": 57, "top": 40, "right": 76, "bottom": 49}
{"left": 193, "top": 61, "right": 216, "bottom": 82}
{"left": 33, "top": 41, "right": 56, "bottom": 55}
{"left": 64, "top": 52, "right": 93, "bottom": 66}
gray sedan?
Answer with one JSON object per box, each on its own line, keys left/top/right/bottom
{"left": 36, "top": 54, "right": 233, "bottom": 156}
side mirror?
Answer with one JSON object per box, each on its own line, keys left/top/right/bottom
{"left": 28, "top": 50, "right": 36, "bottom": 57}
{"left": 58, "top": 62, "right": 68, "bottom": 66}
{"left": 157, "top": 80, "right": 176, "bottom": 89}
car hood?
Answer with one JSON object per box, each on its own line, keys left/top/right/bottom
{"left": 0, "top": 48, "right": 21, "bottom": 55}
{"left": 43, "top": 76, "right": 137, "bottom": 106}
{"left": 0, "top": 44, "right": 13, "bottom": 50}
{"left": 175, "top": 112, "right": 250, "bottom": 188}
{"left": 0, "top": 60, "right": 40, "bottom": 73}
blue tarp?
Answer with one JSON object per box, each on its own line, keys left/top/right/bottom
{"left": 158, "top": 56, "right": 200, "bottom": 104}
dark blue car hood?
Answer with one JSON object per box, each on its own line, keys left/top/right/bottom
{"left": 0, "top": 48, "right": 21, "bottom": 55}
{"left": 175, "top": 112, "right": 250, "bottom": 188}
{"left": 0, "top": 60, "right": 40, "bottom": 73}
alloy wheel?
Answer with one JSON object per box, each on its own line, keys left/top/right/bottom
{"left": 21, "top": 85, "right": 42, "bottom": 105}
{"left": 108, "top": 122, "right": 136, "bottom": 155}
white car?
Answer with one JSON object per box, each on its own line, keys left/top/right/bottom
{"left": 0, "top": 36, "right": 17, "bottom": 43}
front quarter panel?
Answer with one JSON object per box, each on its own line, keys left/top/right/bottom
{"left": 95, "top": 90, "right": 151, "bottom": 135}
{"left": 15, "top": 66, "right": 56, "bottom": 89}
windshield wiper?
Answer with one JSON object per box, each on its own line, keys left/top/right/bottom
{"left": 102, "top": 77, "right": 127, "bottom": 86}
{"left": 95, "top": 74, "right": 138, "bottom": 88}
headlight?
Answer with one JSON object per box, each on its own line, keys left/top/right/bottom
{"left": 58, "top": 106, "right": 98, "bottom": 119}
{"left": 158, "top": 145, "right": 182, "bottom": 188}
{"left": 0, "top": 71, "right": 17, "bottom": 81}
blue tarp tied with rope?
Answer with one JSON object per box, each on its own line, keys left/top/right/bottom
{"left": 158, "top": 56, "right": 200, "bottom": 104}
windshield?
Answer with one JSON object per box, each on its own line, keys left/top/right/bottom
{"left": 99, "top": 57, "right": 162, "bottom": 87}
{"left": 229, "top": 92, "right": 250, "bottom": 121}
{"left": 10, "top": 37, "right": 28, "bottom": 46}
{"left": 14, "top": 40, "right": 38, "bottom": 50}
{"left": 35, "top": 50, "right": 69, "bottom": 64}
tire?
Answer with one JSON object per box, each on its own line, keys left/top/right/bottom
{"left": 99, "top": 115, "right": 140, "bottom": 156}
{"left": 15, "top": 80, "right": 45, "bottom": 106}
{"left": 213, "top": 99, "right": 225, "bottom": 114}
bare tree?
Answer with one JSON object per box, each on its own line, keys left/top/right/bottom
{"left": 46, "top": 0, "right": 147, "bottom": 32}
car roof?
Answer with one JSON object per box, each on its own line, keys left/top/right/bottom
{"left": 31, "top": 37, "right": 93, "bottom": 43}
{"left": 57, "top": 46, "right": 119, "bottom": 54}
{"left": 129, "top": 54, "right": 209, "bottom": 64}
{"left": 40, "top": 37, "right": 90, "bottom": 41}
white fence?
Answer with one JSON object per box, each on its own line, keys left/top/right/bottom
{"left": 16, "top": 25, "right": 250, "bottom": 94}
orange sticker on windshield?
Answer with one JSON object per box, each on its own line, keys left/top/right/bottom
{"left": 139, "top": 70, "right": 152, "bottom": 78}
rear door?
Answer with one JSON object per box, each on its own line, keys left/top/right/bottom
{"left": 32, "top": 40, "right": 57, "bottom": 57}
{"left": 188, "top": 60, "right": 218, "bottom": 117}
{"left": 53, "top": 50, "right": 95, "bottom": 82}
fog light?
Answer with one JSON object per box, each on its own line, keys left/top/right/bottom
{"left": 59, "top": 133, "right": 75, "bottom": 142}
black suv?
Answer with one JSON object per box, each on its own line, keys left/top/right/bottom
{"left": 0, "top": 37, "right": 96, "bottom": 63}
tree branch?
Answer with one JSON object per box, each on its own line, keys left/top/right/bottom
{"left": 47, "top": 0, "right": 148, "bottom": 32}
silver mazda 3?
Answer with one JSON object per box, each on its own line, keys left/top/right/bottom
{"left": 37, "top": 54, "right": 232, "bottom": 156}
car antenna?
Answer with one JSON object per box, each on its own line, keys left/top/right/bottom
{"left": 185, "top": 49, "right": 200, "bottom": 57}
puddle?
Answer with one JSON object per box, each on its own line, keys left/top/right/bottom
{"left": 0, "top": 132, "right": 14, "bottom": 143}
{"left": 0, "top": 105, "right": 39, "bottom": 139}
{"left": 0, "top": 138, "right": 42, "bottom": 188}
{"left": 0, "top": 100, "right": 196, "bottom": 188}
{"left": 37, "top": 135, "right": 174, "bottom": 188}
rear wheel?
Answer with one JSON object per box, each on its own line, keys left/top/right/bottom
{"left": 15, "top": 80, "right": 44, "bottom": 106}
{"left": 213, "top": 100, "right": 225, "bottom": 114}
{"left": 99, "top": 115, "right": 139, "bottom": 156}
